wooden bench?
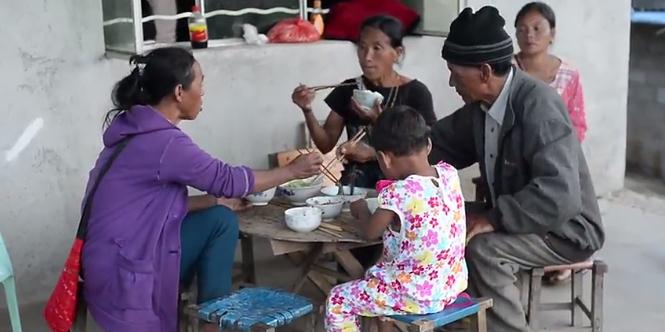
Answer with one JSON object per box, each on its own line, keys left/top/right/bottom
{"left": 383, "top": 296, "right": 493, "bottom": 332}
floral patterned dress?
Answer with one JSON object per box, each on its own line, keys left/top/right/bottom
{"left": 325, "top": 162, "right": 468, "bottom": 332}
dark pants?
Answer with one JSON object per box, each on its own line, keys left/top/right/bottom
{"left": 180, "top": 206, "right": 239, "bottom": 303}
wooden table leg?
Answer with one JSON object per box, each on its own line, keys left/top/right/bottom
{"left": 333, "top": 250, "right": 365, "bottom": 279}
{"left": 240, "top": 233, "right": 256, "bottom": 285}
{"left": 287, "top": 252, "right": 335, "bottom": 295}
{"left": 291, "top": 243, "right": 324, "bottom": 293}
{"left": 307, "top": 270, "right": 335, "bottom": 295}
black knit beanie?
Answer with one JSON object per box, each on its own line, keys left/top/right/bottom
{"left": 442, "top": 6, "right": 514, "bottom": 65}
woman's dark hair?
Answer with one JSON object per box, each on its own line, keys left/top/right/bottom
{"left": 359, "top": 15, "right": 405, "bottom": 49}
{"left": 105, "top": 47, "right": 196, "bottom": 126}
{"left": 370, "top": 106, "right": 431, "bottom": 157}
{"left": 515, "top": 2, "right": 556, "bottom": 29}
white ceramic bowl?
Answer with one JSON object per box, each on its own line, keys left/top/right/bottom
{"left": 306, "top": 196, "right": 344, "bottom": 221}
{"left": 245, "top": 187, "right": 276, "bottom": 206}
{"left": 278, "top": 177, "right": 324, "bottom": 206}
{"left": 352, "top": 89, "right": 384, "bottom": 111}
{"left": 284, "top": 207, "right": 322, "bottom": 233}
{"left": 365, "top": 197, "right": 379, "bottom": 214}
{"left": 321, "top": 185, "right": 371, "bottom": 203}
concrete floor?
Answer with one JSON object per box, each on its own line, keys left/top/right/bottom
{"left": 1, "top": 174, "right": 664, "bottom": 331}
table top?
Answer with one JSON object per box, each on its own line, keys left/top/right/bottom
{"left": 237, "top": 200, "right": 369, "bottom": 244}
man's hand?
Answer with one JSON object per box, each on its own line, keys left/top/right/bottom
{"left": 466, "top": 214, "right": 495, "bottom": 243}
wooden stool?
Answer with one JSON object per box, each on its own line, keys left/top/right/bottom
{"left": 383, "top": 296, "right": 493, "bottom": 332}
{"left": 184, "top": 287, "right": 315, "bottom": 331}
{"left": 521, "top": 260, "right": 608, "bottom": 331}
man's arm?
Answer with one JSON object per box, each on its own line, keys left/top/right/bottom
{"left": 428, "top": 106, "right": 478, "bottom": 169}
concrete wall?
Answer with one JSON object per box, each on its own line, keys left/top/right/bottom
{"left": 1, "top": 0, "right": 629, "bottom": 306}
{"left": 627, "top": 24, "right": 665, "bottom": 180}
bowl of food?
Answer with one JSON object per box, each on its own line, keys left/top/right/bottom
{"left": 284, "top": 206, "right": 322, "bottom": 233}
{"left": 306, "top": 196, "right": 344, "bottom": 221}
{"left": 278, "top": 176, "right": 324, "bottom": 206}
{"left": 321, "top": 185, "right": 371, "bottom": 203}
{"left": 321, "top": 185, "right": 373, "bottom": 211}
{"left": 365, "top": 197, "right": 379, "bottom": 214}
{"left": 353, "top": 89, "right": 384, "bottom": 112}
{"left": 245, "top": 187, "right": 276, "bottom": 206}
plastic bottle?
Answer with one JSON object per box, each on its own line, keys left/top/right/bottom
{"left": 188, "top": 5, "right": 208, "bottom": 49}
{"left": 310, "top": 0, "right": 324, "bottom": 36}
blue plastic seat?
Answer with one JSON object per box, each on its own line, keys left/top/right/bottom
{"left": 186, "top": 287, "right": 315, "bottom": 331}
{"left": 387, "top": 295, "right": 492, "bottom": 332}
{"left": 0, "top": 232, "right": 22, "bottom": 332}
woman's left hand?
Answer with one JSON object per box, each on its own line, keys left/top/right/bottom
{"left": 217, "top": 197, "right": 252, "bottom": 212}
{"left": 351, "top": 98, "right": 382, "bottom": 124}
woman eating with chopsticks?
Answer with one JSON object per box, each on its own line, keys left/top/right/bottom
{"left": 291, "top": 14, "right": 436, "bottom": 189}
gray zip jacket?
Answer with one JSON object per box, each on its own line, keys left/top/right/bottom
{"left": 429, "top": 69, "right": 604, "bottom": 261}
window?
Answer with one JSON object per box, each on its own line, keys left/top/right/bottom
{"left": 403, "top": 0, "right": 464, "bottom": 37}
{"left": 101, "top": 0, "right": 460, "bottom": 55}
{"left": 102, "top": 0, "right": 326, "bottom": 54}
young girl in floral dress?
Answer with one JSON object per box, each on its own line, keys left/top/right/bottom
{"left": 325, "top": 106, "right": 468, "bottom": 331}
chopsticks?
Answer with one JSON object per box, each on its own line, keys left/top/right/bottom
{"left": 297, "top": 148, "right": 340, "bottom": 184}
{"left": 324, "top": 128, "right": 366, "bottom": 172}
{"left": 311, "top": 82, "right": 357, "bottom": 91}
{"left": 295, "top": 127, "right": 367, "bottom": 186}
{"left": 317, "top": 223, "right": 345, "bottom": 238}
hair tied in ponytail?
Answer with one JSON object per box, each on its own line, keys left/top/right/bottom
{"left": 106, "top": 47, "right": 196, "bottom": 128}
{"left": 129, "top": 54, "right": 148, "bottom": 78}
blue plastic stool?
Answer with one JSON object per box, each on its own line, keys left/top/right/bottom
{"left": 0, "top": 232, "right": 23, "bottom": 332}
{"left": 386, "top": 296, "right": 492, "bottom": 332}
{"left": 185, "top": 287, "right": 315, "bottom": 331}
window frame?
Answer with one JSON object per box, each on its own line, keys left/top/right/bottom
{"left": 101, "top": 0, "right": 462, "bottom": 55}
{"left": 102, "top": 0, "right": 328, "bottom": 54}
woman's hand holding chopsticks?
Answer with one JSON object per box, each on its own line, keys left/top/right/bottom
{"left": 336, "top": 128, "right": 374, "bottom": 163}
{"left": 337, "top": 140, "right": 375, "bottom": 164}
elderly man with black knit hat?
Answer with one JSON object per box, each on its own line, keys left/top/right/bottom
{"left": 428, "top": 6, "right": 604, "bottom": 332}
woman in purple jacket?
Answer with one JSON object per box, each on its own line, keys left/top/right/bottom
{"left": 81, "top": 47, "right": 322, "bottom": 332}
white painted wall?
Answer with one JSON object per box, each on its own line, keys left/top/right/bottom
{"left": 466, "top": 0, "right": 632, "bottom": 194}
{"left": 0, "top": 0, "right": 630, "bottom": 306}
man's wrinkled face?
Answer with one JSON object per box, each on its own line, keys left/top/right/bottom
{"left": 447, "top": 62, "right": 485, "bottom": 104}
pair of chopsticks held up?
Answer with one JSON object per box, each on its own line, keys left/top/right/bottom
{"left": 309, "top": 82, "right": 356, "bottom": 91}
{"left": 297, "top": 128, "right": 367, "bottom": 185}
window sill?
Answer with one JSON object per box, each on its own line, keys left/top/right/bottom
{"left": 104, "top": 34, "right": 442, "bottom": 59}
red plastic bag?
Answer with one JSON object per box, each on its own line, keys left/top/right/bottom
{"left": 324, "top": 0, "right": 420, "bottom": 41}
{"left": 268, "top": 18, "right": 321, "bottom": 43}
{"left": 43, "top": 239, "right": 84, "bottom": 332}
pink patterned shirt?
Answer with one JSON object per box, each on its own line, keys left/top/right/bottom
{"left": 516, "top": 59, "right": 587, "bottom": 142}
{"left": 550, "top": 61, "right": 587, "bottom": 142}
